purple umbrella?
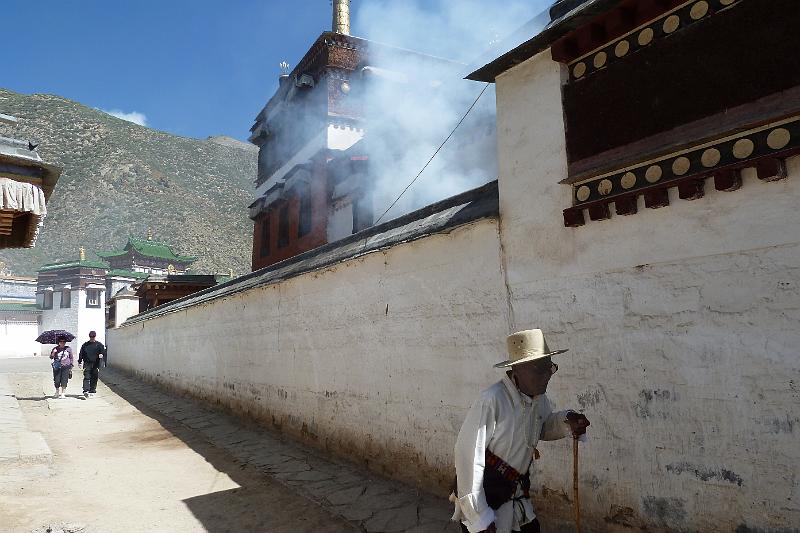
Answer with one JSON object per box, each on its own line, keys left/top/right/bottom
{"left": 35, "top": 329, "right": 76, "bottom": 344}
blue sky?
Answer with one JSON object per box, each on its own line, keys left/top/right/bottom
{"left": 2, "top": 1, "right": 551, "bottom": 141}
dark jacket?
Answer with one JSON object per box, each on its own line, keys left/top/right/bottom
{"left": 78, "top": 340, "right": 106, "bottom": 364}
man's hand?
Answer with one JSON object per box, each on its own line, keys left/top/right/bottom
{"left": 565, "top": 411, "right": 590, "bottom": 437}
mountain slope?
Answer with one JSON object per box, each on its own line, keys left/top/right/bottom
{"left": 0, "top": 89, "right": 256, "bottom": 276}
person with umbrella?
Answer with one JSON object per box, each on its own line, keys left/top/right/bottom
{"left": 49, "top": 336, "right": 74, "bottom": 399}
{"left": 36, "top": 330, "right": 76, "bottom": 399}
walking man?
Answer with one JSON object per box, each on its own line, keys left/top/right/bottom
{"left": 451, "top": 329, "right": 590, "bottom": 533}
{"left": 78, "top": 331, "right": 106, "bottom": 399}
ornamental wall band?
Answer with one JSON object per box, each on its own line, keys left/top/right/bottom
{"left": 553, "top": 0, "right": 800, "bottom": 227}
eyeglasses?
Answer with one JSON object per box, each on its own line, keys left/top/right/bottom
{"left": 531, "top": 362, "right": 558, "bottom": 375}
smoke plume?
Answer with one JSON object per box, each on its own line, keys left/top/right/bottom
{"left": 351, "top": 0, "right": 551, "bottom": 221}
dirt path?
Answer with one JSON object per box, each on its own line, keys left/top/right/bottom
{"left": 0, "top": 358, "right": 359, "bottom": 533}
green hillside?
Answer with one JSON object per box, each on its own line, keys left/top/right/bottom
{"left": 0, "top": 89, "right": 257, "bottom": 276}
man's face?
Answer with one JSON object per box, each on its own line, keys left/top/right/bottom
{"left": 89, "top": 336, "right": 96, "bottom": 342}
{"left": 511, "top": 357, "right": 557, "bottom": 397}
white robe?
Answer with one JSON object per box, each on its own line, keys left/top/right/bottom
{"left": 452, "top": 376, "right": 570, "bottom": 533}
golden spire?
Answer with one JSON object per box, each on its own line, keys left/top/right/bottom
{"left": 332, "top": 0, "right": 350, "bottom": 35}
{"left": 147, "top": 228, "right": 153, "bottom": 240}
{"left": 79, "top": 247, "right": 86, "bottom": 261}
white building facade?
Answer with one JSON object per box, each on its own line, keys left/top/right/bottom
{"left": 0, "top": 275, "right": 40, "bottom": 358}
{"left": 37, "top": 260, "right": 107, "bottom": 355}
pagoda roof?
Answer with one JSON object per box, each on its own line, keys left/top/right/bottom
{"left": 96, "top": 237, "right": 196, "bottom": 263}
{"left": 39, "top": 260, "right": 109, "bottom": 272}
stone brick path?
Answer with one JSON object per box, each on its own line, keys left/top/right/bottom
{"left": 101, "top": 367, "right": 456, "bottom": 533}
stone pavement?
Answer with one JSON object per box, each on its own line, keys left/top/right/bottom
{"left": 101, "top": 367, "right": 457, "bottom": 533}
{"left": 0, "top": 374, "right": 51, "bottom": 464}
{"left": 1, "top": 358, "right": 365, "bottom": 532}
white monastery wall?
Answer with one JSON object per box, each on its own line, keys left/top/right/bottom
{"left": 110, "top": 220, "right": 510, "bottom": 487}
{"left": 0, "top": 320, "right": 40, "bottom": 358}
{"left": 493, "top": 50, "right": 800, "bottom": 532}
{"left": 112, "top": 298, "right": 139, "bottom": 329}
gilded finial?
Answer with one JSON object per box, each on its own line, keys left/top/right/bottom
{"left": 79, "top": 247, "right": 86, "bottom": 261}
{"left": 147, "top": 228, "right": 153, "bottom": 241}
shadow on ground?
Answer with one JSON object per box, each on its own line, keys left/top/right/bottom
{"left": 99, "top": 367, "right": 454, "bottom": 533}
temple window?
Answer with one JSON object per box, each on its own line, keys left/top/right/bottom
{"left": 298, "top": 186, "right": 313, "bottom": 238}
{"left": 86, "top": 289, "right": 101, "bottom": 308}
{"left": 278, "top": 205, "right": 290, "bottom": 248}
{"left": 60, "top": 289, "right": 71, "bottom": 308}
{"left": 260, "top": 216, "right": 271, "bottom": 257}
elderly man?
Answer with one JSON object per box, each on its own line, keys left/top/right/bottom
{"left": 452, "top": 329, "right": 590, "bottom": 533}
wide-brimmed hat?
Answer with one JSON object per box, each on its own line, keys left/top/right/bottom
{"left": 494, "top": 329, "right": 568, "bottom": 368}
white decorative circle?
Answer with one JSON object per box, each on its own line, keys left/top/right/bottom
{"left": 767, "top": 128, "right": 791, "bottom": 150}
{"left": 663, "top": 15, "right": 681, "bottom": 34}
{"left": 690, "top": 1, "right": 710, "bottom": 20}
{"left": 573, "top": 62, "right": 587, "bottom": 79}
{"left": 615, "top": 40, "right": 630, "bottom": 58}
{"left": 638, "top": 28, "right": 655, "bottom": 46}
{"left": 672, "top": 157, "right": 691, "bottom": 176}
{"left": 598, "top": 179, "right": 614, "bottom": 196}
{"left": 621, "top": 172, "right": 637, "bottom": 189}
{"left": 733, "top": 138, "right": 755, "bottom": 159}
{"left": 593, "top": 51, "right": 608, "bottom": 69}
{"left": 701, "top": 148, "right": 721, "bottom": 168}
{"left": 645, "top": 165, "right": 663, "bottom": 183}
{"left": 576, "top": 186, "right": 591, "bottom": 202}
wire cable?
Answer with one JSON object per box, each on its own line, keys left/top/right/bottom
{"left": 373, "top": 82, "right": 490, "bottom": 225}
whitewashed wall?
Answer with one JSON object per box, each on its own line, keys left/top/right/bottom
{"left": 112, "top": 297, "right": 139, "bottom": 329}
{"left": 0, "top": 319, "right": 40, "bottom": 358}
{"left": 494, "top": 50, "right": 800, "bottom": 532}
{"left": 110, "top": 220, "right": 510, "bottom": 487}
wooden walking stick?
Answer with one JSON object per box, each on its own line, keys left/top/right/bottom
{"left": 573, "top": 436, "right": 581, "bottom": 533}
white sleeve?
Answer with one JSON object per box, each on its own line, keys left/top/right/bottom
{"left": 454, "top": 395, "right": 497, "bottom": 532}
{"left": 540, "top": 396, "right": 571, "bottom": 441}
